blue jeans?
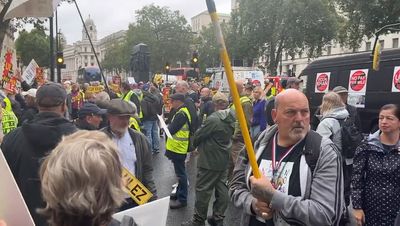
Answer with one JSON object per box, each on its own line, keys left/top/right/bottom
{"left": 166, "top": 151, "right": 188, "bottom": 203}
{"left": 142, "top": 120, "right": 160, "bottom": 152}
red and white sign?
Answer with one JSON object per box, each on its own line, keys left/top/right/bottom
{"left": 348, "top": 69, "right": 368, "bottom": 94}
{"left": 315, "top": 72, "right": 330, "bottom": 93}
{"left": 392, "top": 66, "right": 400, "bottom": 92}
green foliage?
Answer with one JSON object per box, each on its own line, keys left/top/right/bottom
{"left": 15, "top": 28, "right": 50, "bottom": 67}
{"left": 102, "top": 41, "right": 130, "bottom": 73}
{"left": 195, "top": 22, "right": 230, "bottom": 71}
{"left": 335, "top": 0, "right": 400, "bottom": 50}
{"left": 230, "top": 0, "right": 338, "bottom": 74}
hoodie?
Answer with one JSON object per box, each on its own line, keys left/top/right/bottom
{"left": 316, "top": 106, "right": 349, "bottom": 152}
{"left": 141, "top": 91, "right": 160, "bottom": 121}
{"left": 194, "top": 109, "right": 235, "bottom": 171}
{"left": 351, "top": 130, "right": 400, "bottom": 226}
{"left": 1, "top": 112, "right": 77, "bottom": 226}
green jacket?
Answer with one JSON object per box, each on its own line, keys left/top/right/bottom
{"left": 193, "top": 109, "right": 235, "bottom": 171}
{"left": 232, "top": 95, "right": 253, "bottom": 141}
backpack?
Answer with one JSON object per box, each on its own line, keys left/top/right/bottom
{"left": 337, "top": 117, "right": 363, "bottom": 159}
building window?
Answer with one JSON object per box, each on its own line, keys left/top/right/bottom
{"left": 91, "top": 55, "right": 94, "bottom": 60}
{"left": 84, "top": 56, "right": 88, "bottom": 60}
{"left": 393, "top": 38, "right": 399, "bottom": 48}
{"left": 379, "top": 40, "right": 385, "bottom": 49}
{"left": 327, "top": 46, "right": 332, "bottom": 55}
{"left": 366, "top": 42, "right": 371, "bottom": 51}
{"left": 90, "top": 26, "right": 93, "bottom": 31}
{"left": 84, "top": 47, "right": 87, "bottom": 52}
{"left": 285, "top": 52, "right": 288, "bottom": 60}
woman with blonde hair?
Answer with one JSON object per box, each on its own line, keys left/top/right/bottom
{"left": 39, "top": 130, "right": 136, "bottom": 226}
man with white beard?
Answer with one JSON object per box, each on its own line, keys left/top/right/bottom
{"left": 102, "top": 99, "right": 157, "bottom": 210}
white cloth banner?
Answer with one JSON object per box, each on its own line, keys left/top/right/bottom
{"left": 4, "top": 0, "right": 60, "bottom": 20}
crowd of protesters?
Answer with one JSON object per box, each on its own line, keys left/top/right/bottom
{"left": 0, "top": 72, "right": 399, "bottom": 226}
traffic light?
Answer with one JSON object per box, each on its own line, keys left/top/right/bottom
{"left": 165, "top": 62, "right": 170, "bottom": 74}
{"left": 191, "top": 51, "right": 199, "bottom": 69}
{"left": 56, "top": 51, "right": 66, "bottom": 68}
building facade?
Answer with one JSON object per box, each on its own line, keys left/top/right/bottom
{"left": 62, "top": 16, "right": 126, "bottom": 81}
{"left": 191, "top": 10, "right": 230, "bottom": 34}
{"left": 281, "top": 33, "right": 400, "bottom": 77}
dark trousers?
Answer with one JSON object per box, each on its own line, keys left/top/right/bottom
{"left": 167, "top": 150, "right": 188, "bottom": 203}
{"left": 194, "top": 168, "right": 229, "bottom": 222}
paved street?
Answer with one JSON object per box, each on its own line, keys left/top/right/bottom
{"left": 152, "top": 135, "right": 242, "bottom": 226}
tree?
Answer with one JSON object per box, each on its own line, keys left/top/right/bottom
{"left": 230, "top": 0, "right": 338, "bottom": 75}
{"left": 15, "top": 28, "right": 50, "bottom": 67}
{"left": 124, "top": 4, "right": 194, "bottom": 72}
{"left": 102, "top": 41, "right": 130, "bottom": 74}
{"left": 335, "top": 0, "right": 400, "bottom": 50}
{"left": 195, "top": 22, "right": 230, "bottom": 71}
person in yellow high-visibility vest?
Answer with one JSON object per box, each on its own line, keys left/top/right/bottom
{"left": 165, "top": 93, "right": 191, "bottom": 210}
{"left": 2, "top": 96, "right": 18, "bottom": 135}
{"left": 121, "top": 82, "right": 142, "bottom": 119}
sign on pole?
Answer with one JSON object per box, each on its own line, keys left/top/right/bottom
{"left": 22, "top": 59, "right": 39, "bottom": 85}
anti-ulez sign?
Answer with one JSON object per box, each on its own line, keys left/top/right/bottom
{"left": 315, "top": 72, "right": 330, "bottom": 93}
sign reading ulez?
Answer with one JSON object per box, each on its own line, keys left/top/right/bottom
{"left": 122, "top": 168, "right": 153, "bottom": 205}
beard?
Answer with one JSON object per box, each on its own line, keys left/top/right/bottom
{"left": 111, "top": 125, "right": 129, "bottom": 138}
{"left": 288, "top": 123, "right": 308, "bottom": 142}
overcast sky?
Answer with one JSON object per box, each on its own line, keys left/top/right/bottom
{"left": 56, "top": 0, "right": 232, "bottom": 45}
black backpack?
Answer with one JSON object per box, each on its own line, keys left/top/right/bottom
{"left": 337, "top": 117, "right": 363, "bottom": 159}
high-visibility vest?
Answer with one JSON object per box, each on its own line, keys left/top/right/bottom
{"left": 166, "top": 107, "right": 191, "bottom": 154}
{"left": 267, "top": 86, "right": 277, "bottom": 100}
{"left": 230, "top": 96, "right": 252, "bottom": 110}
{"left": 123, "top": 90, "right": 143, "bottom": 119}
{"left": 2, "top": 97, "right": 18, "bottom": 134}
{"left": 129, "top": 117, "right": 141, "bottom": 132}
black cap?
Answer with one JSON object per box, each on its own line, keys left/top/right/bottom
{"left": 107, "top": 99, "right": 136, "bottom": 116}
{"left": 36, "top": 83, "right": 67, "bottom": 107}
{"left": 169, "top": 93, "right": 185, "bottom": 102}
{"left": 78, "top": 103, "right": 107, "bottom": 118}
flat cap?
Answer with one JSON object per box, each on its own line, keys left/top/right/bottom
{"left": 106, "top": 99, "right": 136, "bottom": 116}
{"left": 212, "top": 92, "right": 228, "bottom": 103}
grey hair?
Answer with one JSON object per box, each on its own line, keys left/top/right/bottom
{"left": 39, "top": 130, "right": 125, "bottom": 226}
{"left": 176, "top": 81, "right": 189, "bottom": 89}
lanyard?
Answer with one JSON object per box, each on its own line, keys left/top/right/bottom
{"left": 271, "top": 132, "right": 302, "bottom": 176}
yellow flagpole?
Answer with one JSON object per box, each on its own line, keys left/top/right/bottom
{"left": 206, "top": 0, "right": 261, "bottom": 178}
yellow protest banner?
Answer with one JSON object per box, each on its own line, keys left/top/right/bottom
{"left": 87, "top": 85, "right": 104, "bottom": 94}
{"left": 122, "top": 167, "right": 153, "bottom": 205}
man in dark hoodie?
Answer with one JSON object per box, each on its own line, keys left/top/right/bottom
{"left": 1, "top": 83, "right": 77, "bottom": 226}
{"left": 141, "top": 83, "right": 162, "bottom": 154}
{"left": 182, "top": 92, "right": 235, "bottom": 226}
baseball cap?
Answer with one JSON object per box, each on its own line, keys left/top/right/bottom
{"left": 212, "top": 92, "right": 228, "bottom": 103}
{"left": 36, "top": 83, "right": 67, "bottom": 107}
{"left": 169, "top": 93, "right": 185, "bottom": 102}
{"left": 106, "top": 99, "right": 136, "bottom": 116}
{"left": 78, "top": 103, "right": 107, "bottom": 118}
{"left": 287, "top": 77, "right": 303, "bottom": 86}
{"left": 21, "top": 88, "right": 37, "bottom": 98}
{"left": 332, "top": 86, "right": 348, "bottom": 94}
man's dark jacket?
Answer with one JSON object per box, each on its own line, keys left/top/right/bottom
{"left": 1, "top": 112, "right": 77, "bottom": 226}
{"left": 102, "top": 127, "right": 158, "bottom": 200}
{"left": 141, "top": 91, "right": 160, "bottom": 121}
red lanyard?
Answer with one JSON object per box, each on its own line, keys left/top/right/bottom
{"left": 271, "top": 132, "right": 301, "bottom": 175}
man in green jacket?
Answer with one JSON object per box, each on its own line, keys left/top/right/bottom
{"left": 182, "top": 92, "right": 235, "bottom": 226}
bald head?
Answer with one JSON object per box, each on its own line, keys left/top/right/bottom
{"left": 274, "top": 89, "right": 308, "bottom": 110}
{"left": 200, "top": 87, "right": 211, "bottom": 98}
{"left": 272, "top": 89, "right": 310, "bottom": 147}
{"left": 235, "top": 80, "right": 244, "bottom": 95}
